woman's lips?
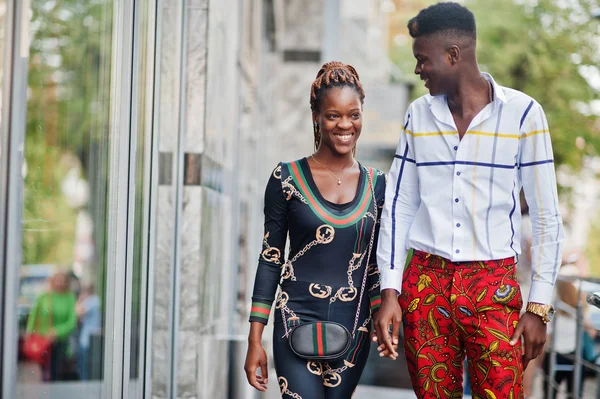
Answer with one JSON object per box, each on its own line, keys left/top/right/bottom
{"left": 333, "top": 133, "right": 354, "bottom": 143}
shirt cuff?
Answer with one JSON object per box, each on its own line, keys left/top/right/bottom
{"left": 527, "top": 281, "right": 554, "bottom": 305}
{"left": 369, "top": 293, "right": 382, "bottom": 313}
{"left": 380, "top": 268, "right": 403, "bottom": 294}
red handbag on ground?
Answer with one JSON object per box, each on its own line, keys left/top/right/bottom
{"left": 23, "top": 294, "right": 53, "bottom": 366}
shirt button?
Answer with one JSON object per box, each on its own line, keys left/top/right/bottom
{"left": 456, "top": 249, "right": 460, "bottom": 254}
{"left": 454, "top": 146, "right": 458, "bottom": 150}
{"left": 456, "top": 223, "right": 461, "bottom": 227}
{"left": 455, "top": 198, "right": 459, "bottom": 203}
{"left": 456, "top": 172, "right": 461, "bottom": 176}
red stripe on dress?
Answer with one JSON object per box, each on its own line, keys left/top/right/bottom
{"left": 250, "top": 306, "right": 270, "bottom": 315}
{"left": 289, "top": 162, "right": 374, "bottom": 225}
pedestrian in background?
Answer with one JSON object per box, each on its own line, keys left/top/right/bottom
{"left": 26, "top": 270, "right": 78, "bottom": 381}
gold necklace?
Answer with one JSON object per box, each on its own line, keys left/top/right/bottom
{"left": 311, "top": 155, "right": 356, "bottom": 185}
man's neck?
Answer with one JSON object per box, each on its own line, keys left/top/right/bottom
{"left": 446, "top": 72, "right": 489, "bottom": 119}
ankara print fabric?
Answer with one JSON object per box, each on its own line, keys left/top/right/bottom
{"left": 400, "top": 250, "right": 524, "bottom": 399}
{"left": 249, "top": 158, "right": 386, "bottom": 398}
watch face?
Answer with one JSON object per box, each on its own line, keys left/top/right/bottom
{"left": 547, "top": 306, "right": 556, "bottom": 321}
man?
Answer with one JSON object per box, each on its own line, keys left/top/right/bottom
{"left": 374, "top": 2, "right": 564, "bottom": 398}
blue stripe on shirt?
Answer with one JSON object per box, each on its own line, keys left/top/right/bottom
{"left": 390, "top": 117, "right": 411, "bottom": 270}
{"left": 520, "top": 100, "right": 534, "bottom": 129}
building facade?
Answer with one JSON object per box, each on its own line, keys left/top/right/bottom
{"left": 0, "top": 1, "right": 408, "bottom": 398}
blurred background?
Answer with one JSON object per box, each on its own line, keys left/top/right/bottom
{"left": 0, "top": 0, "right": 598, "bottom": 398}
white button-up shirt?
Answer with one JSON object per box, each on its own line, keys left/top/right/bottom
{"left": 377, "top": 73, "right": 564, "bottom": 305}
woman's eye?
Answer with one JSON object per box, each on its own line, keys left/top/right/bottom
{"left": 327, "top": 114, "right": 338, "bottom": 119}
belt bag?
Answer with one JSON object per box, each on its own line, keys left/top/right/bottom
{"left": 287, "top": 168, "right": 377, "bottom": 362}
{"left": 288, "top": 321, "right": 352, "bottom": 361}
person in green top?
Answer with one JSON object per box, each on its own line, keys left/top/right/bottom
{"left": 26, "top": 270, "right": 77, "bottom": 381}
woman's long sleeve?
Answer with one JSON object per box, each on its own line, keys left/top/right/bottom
{"left": 53, "top": 294, "right": 77, "bottom": 339}
{"left": 249, "top": 164, "right": 288, "bottom": 324}
{"left": 367, "top": 172, "right": 385, "bottom": 314}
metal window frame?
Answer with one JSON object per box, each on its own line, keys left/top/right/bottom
{"left": 102, "top": 0, "right": 139, "bottom": 397}
{"left": 138, "top": 0, "right": 160, "bottom": 397}
{"left": 0, "top": 1, "right": 27, "bottom": 398}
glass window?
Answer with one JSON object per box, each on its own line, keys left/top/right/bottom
{"left": 17, "top": 0, "right": 114, "bottom": 396}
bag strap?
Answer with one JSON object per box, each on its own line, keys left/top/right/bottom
{"left": 349, "top": 166, "right": 378, "bottom": 338}
{"left": 48, "top": 292, "right": 53, "bottom": 330}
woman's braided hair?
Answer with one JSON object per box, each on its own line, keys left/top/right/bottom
{"left": 310, "top": 61, "right": 365, "bottom": 151}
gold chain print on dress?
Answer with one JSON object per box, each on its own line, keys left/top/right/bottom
{"left": 282, "top": 175, "right": 308, "bottom": 204}
{"left": 282, "top": 225, "right": 336, "bottom": 283}
{"left": 307, "top": 361, "right": 323, "bottom": 375}
{"left": 329, "top": 212, "right": 375, "bottom": 304}
{"left": 261, "top": 232, "right": 282, "bottom": 264}
{"left": 278, "top": 376, "right": 303, "bottom": 399}
{"left": 309, "top": 283, "right": 332, "bottom": 298}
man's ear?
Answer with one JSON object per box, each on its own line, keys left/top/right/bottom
{"left": 448, "top": 45, "right": 460, "bottom": 65}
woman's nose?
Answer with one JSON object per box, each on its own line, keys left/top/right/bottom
{"left": 337, "top": 117, "right": 353, "bottom": 129}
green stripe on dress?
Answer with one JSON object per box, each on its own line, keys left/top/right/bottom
{"left": 287, "top": 162, "right": 376, "bottom": 228}
{"left": 251, "top": 302, "right": 271, "bottom": 310}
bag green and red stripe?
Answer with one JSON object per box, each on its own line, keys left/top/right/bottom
{"left": 312, "top": 322, "right": 327, "bottom": 356}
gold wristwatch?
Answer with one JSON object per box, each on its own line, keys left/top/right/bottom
{"left": 526, "top": 302, "right": 555, "bottom": 324}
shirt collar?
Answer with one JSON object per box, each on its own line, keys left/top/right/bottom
{"left": 426, "top": 72, "right": 506, "bottom": 127}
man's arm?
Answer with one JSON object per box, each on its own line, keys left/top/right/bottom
{"left": 374, "top": 107, "right": 420, "bottom": 358}
{"left": 519, "top": 101, "right": 564, "bottom": 305}
{"left": 510, "top": 100, "right": 564, "bottom": 368}
{"left": 377, "top": 107, "right": 421, "bottom": 293}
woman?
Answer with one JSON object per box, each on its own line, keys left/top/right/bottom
{"left": 26, "top": 270, "right": 78, "bottom": 381}
{"left": 244, "top": 61, "right": 385, "bottom": 398}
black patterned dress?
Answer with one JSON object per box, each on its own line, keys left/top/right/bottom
{"left": 249, "top": 158, "right": 385, "bottom": 399}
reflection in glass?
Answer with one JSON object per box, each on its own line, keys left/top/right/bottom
{"left": 17, "top": 1, "right": 113, "bottom": 396}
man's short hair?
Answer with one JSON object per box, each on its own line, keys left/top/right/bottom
{"left": 408, "top": 2, "right": 476, "bottom": 40}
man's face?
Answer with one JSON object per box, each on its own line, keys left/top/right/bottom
{"left": 412, "top": 35, "right": 455, "bottom": 96}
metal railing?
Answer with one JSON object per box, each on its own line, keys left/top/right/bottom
{"left": 543, "top": 275, "right": 600, "bottom": 399}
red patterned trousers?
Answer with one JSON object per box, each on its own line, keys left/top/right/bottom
{"left": 399, "top": 250, "right": 524, "bottom": 399}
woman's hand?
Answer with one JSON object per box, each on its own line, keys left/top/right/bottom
{"left": 47, "top": 328, "right": 58, "bottom": 343}
{"left": 373, "top": 289, "right": 403, "bottom": 360}
{"left": 244, "top": 340, "right": 268, "bottom": 391}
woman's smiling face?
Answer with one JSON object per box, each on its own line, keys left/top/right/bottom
{"left": 313, "top": 86, "right": 362, "bottom": 155}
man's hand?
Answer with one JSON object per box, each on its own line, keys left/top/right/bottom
{"left": 373, "top": 289, "right": 403, "bottom": 360}
{"left": 510, "top": 311, "right": 547, "bottom": 369}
